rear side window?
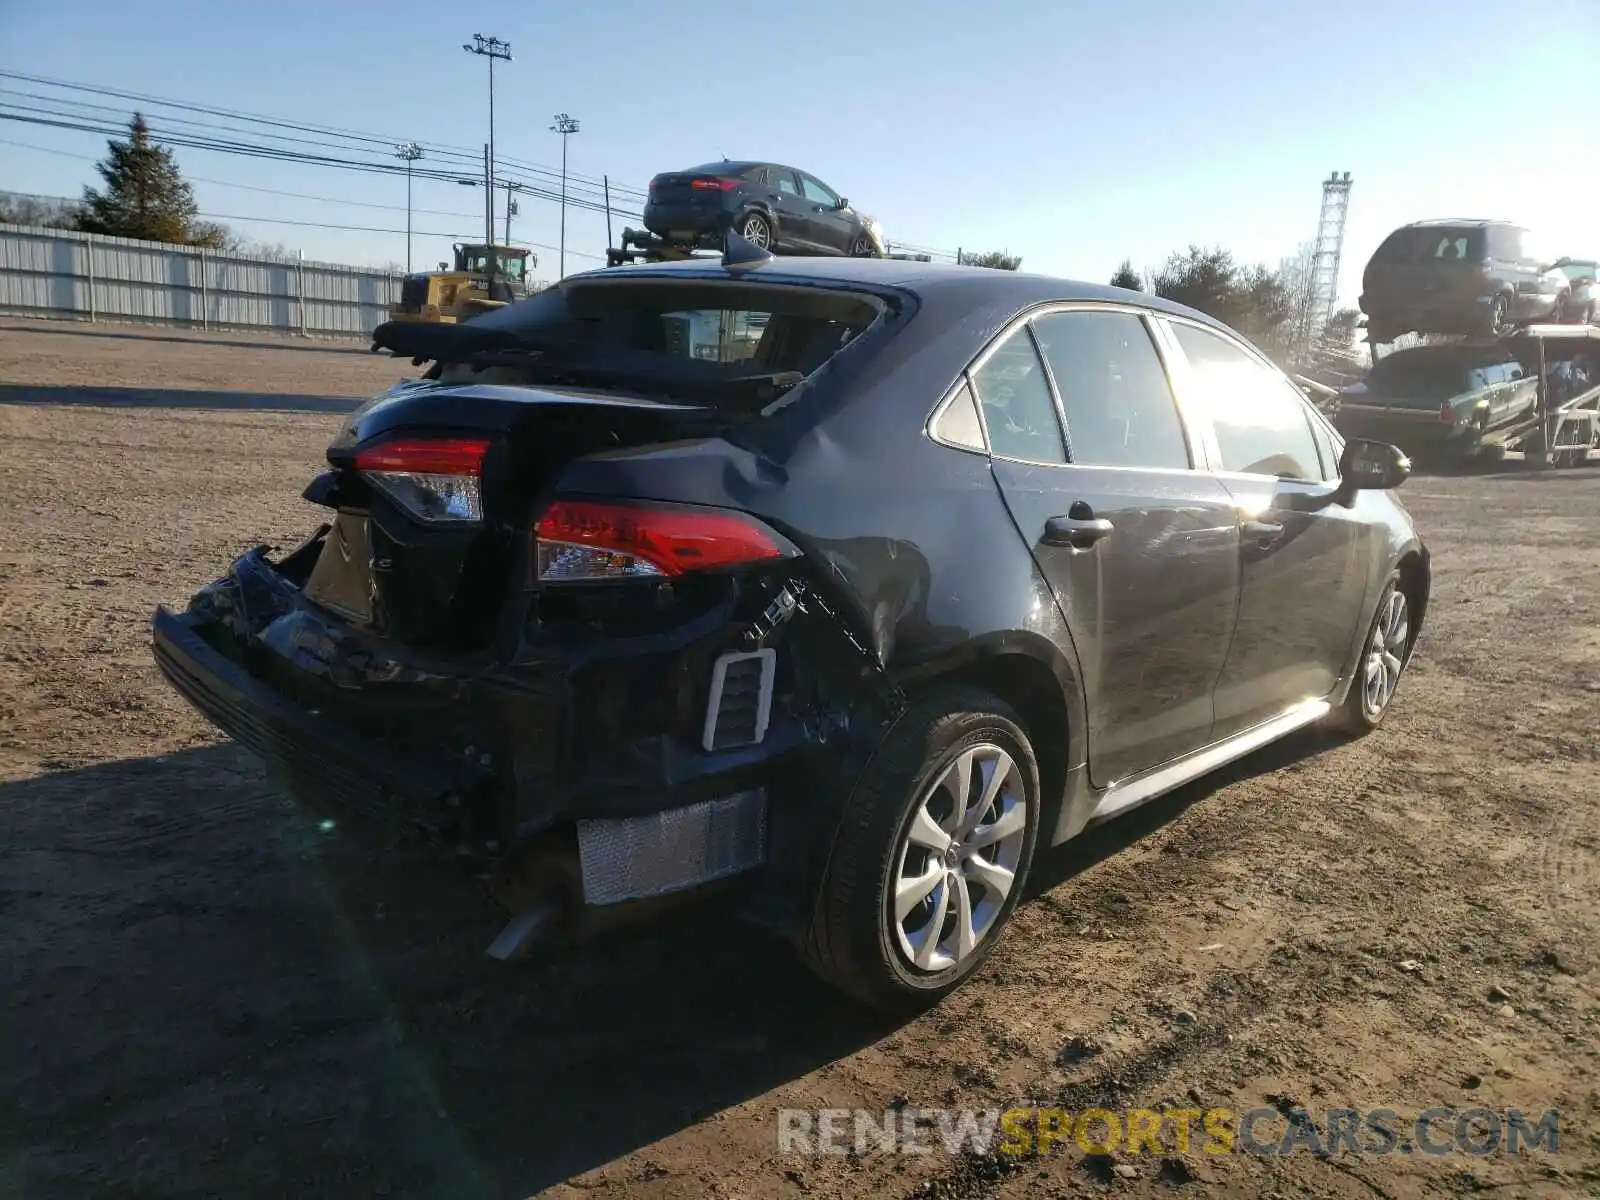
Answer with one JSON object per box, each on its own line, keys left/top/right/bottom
{"left": 1488, "top": 225, "right": 1525, "bottom": 260}
{"left": 931, "top": 380, "right": 987, "bottom": 452}
{"left": 1374, "top": 226, "right": 1485, "bottom": 263}
{"left": 771, "top": 170, "right": 801, "bottom": 197}
{"left": 969, "top": 328, "right": 1066, "bottom": 464}
{"left": 1169, "top": 322, "right": 1328, "bottom": 481}
{"left": 1029, "top": 310, "right": 1190, "bottom": 470}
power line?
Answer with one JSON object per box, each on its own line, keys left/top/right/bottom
{"left": 0, "top": 108, "right": 645, "bottom": 222}
{"left": 0, "top": 188, "right": 605, "bottom": 262}
{"left": 0, "top": 92, "right": 631, "bottom": 209}
{"left": 0, "top": 68, "right": 650, "bottom": 200}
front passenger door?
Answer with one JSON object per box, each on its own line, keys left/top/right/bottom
{"left": 1164, "top": 319, "right": 1372, "bottom": 737}
{"left": 798, "top": 173, "right": 853, "bottom": 254}
{"left": 761, "top": 167, "right": 814, "bottom": 251}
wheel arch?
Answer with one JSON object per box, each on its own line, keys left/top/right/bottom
{"left": 1395, "top": 543, "right": 1430, "bottom": 657}
{"left": 894, "top": 631, "right": 1086, "bottom": 839}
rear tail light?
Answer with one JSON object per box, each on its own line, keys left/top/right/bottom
{"left": 534, "top": 499, "right": 797, "bottom": 582}
{"left": 1438, "top": 402, "right": 1455, "bottom": 424}
{"left": 351, "top": 435, "right": 490, "bottom": 524}
{"left": 690, "top": 177, "right": 740, "bottom": 191}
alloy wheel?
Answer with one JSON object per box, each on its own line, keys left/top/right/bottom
{"left": 740, "top": 216, "right": 771, "bottom": 249}
{"left": 889, "top": 743, "right": 1028, "bottom": 973}
{"left": 1362, "top": 589, "right": 1409, "bottom": 719}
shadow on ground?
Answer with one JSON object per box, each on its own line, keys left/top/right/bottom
{"left": 1, "top": 730, "right": 1323, "bottom": 1199}
{"left": 3, "top": 321, "right": 381, "bottom": 356}
{"left": 0, "top": 383, "right": 362, "bottom": 414}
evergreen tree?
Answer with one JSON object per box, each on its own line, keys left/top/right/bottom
{"left": 1109, "top": 259, "right": 1143, "bottom": 291}
{"left": 76, "top": 113, "right": 205, "bottom": 245}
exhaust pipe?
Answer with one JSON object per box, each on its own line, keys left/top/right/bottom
{"left": 480, "top": 821, "right": 755, "bottom": 962}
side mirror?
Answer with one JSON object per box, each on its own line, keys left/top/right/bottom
{"left": 835, "top": 197, "right": 850, "bottom": 211}
{"left": 1337, "top": 438, "right": 1410, "bottom": 502}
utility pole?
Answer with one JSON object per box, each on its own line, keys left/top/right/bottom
{"left": 464, "top": 34, "right": 511, "bottom": 292}
{"left": 481, "top": 145, "right": 495, "bottom": 295}
{"left": 394, "top": 142, "right": 423, "bottom": 273}
{"left": 550, "top": 113, "right": 579, "bottom": 279}
{"left": 504, "top": 182, "right": 521, "bottom": 245}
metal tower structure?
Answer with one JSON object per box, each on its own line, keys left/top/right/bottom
{"left": 1308, "top": 171, "right": 1353, "bottom": 331}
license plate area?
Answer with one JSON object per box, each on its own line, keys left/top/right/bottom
{"left": 303, "top": 511, "right": 375, "bottom": 626}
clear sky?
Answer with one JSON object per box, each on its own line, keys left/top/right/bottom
{"left": 1, "top": 0, "right": 1595, "bottom": 302}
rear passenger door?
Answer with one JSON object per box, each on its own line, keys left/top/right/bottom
{"left": 1161, "top": 319, "right": 1371, "bottom": 737}
{"left": 760, "top": 166, "right": 814, "bottom": 250}
{"left": 975, "top": 306, "right": 1241, "bottom": 788}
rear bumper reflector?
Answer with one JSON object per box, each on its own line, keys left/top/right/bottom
{"left": 575, "top": 788, "right": 768, "bottom": 905}
{"left": 702, "top": 647, "right": 776, "bottom": 752}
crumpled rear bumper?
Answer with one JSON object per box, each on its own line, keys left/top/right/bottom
{"left": 152, "top": 604, "right": 463, "bottom": 834}
{"left": 149, "top": 540, "right": 874, "bottom": 940}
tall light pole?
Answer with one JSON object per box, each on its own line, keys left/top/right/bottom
{"left": 550, "top": 113, "right": 579, "bottom": 279}
{"left": 464, "top": 34, "right": 511, "bottom": 292}
{"left": 394, "top": 142, "right": 423, "bottom": 272}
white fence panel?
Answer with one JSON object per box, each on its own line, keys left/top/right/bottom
{"left": 0, "top": 222, "right": 401, "bottom": 338}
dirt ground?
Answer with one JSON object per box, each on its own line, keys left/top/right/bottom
{"left": 2, "top": 322, "right": 1598, "bottom": 1200}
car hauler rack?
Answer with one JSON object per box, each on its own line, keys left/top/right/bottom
{"left": 1365, "top": 324, "right": 1599, "bottom": 467}
{"left": 604, "top": 226, "right": 933, "bottom": 268}
{"left": 605, "top": 227, "right": 723, "bottom": 268}
{"left": 1503, "top": 324, "right": 1600, "bottom": 466}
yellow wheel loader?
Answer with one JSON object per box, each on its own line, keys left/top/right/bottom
{"left": 388, "top": 243, "right": 535, "bottom": 324}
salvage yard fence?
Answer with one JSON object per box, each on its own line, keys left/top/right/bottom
{"left": 0, "top": 222, "right": 401, "bottom": 338}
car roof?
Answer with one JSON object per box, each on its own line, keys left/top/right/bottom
{"left": 1398, "top": 218, "right": 1514, "bottom": 229}
{"left": 574, "top": 255, "right": 1239, "bottom": 335}
{"left": 682, "top": 159, "right": 783, "bottom": 175}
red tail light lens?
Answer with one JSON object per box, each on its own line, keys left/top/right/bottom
{"left": 534, "top": 499, "right": 797, "bottom": 582}
{"left": 351, "top": 435, "right": 490, "bottom": 524}
{"left": 690, "top": 177, "right": 740, "bottom": 191}
{"left": 1438, "top": 402, "right": 1455, "bottom": 424}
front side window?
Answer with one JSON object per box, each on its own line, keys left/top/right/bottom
{"left": 968, "top": 328, "right": 1066, "bottom": 463}
{"left": 800, "top": 175, "right": 840, "bottom": 207}
{"left": 1169, "top": 322, "right": 1327, "bottom": 481}
{"left": 1030, "top": 310, "right": 1190, "bottom": 470}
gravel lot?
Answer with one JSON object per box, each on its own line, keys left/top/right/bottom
{"left": 2, "top": 321, "right": 1598, "bottom": 1199}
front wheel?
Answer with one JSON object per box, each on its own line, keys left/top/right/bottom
{"left": 1326, "top": 573, "right": 1412, "bottom": 736}
{"left": 850, "top": 231, "right": 880, "bottom": 258}
{"left": 802, "top": 687, "right": 1041, "bottom": 1012}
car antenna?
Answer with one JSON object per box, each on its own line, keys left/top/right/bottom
{"left": 722, "top": 228, "right": 775, "bottom": 274}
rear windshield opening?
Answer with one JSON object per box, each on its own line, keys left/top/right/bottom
{"left": 1373, "top": 227, "right": 1486, "bottom": 264}
{"left": 410, "top": 278, "right": 891, "bottom": 408}
{"left": 557, "top": 279, "right": 882, "bottom": 372}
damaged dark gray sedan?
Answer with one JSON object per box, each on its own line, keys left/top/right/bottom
{"left": 152, "top": 248, "right": 1430, "bottom": 1011}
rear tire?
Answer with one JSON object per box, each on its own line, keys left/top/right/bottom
{"left": 801, "top": 686, "right": 1041, "bottom": 1013}
{"left": 1325, "top": 572, "right": 1412, "bottom": 737}
{"left": 1487, "top": 293, "right": 1513, "bottom": 337}
{"left": 733, "top": 211, "right": 772, "bottom": 251}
